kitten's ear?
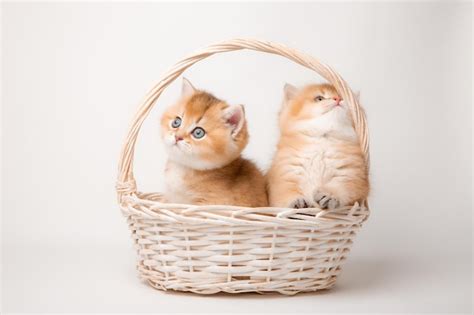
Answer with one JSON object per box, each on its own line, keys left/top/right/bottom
{"left": 182, "top": 77, "right": 196, "bottom": 97}
{"left": 223, "top": 105, "right": 246, "bottom": 138}
{"left": 284, "top": 83, "right": 298, "bottom": 102}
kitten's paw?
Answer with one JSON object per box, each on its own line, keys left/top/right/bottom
{"left": 313, "top": 191, "right": 340, "bottom": 209}
{"left": 288, "top": 198, "right": 312, "bottom": 209}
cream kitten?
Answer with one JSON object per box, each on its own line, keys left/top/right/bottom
{"left": 267, "top": 83, "right": 369, "bottom": 209}
{"left": 160, "top": 78, "right": 268, "bottom": 207}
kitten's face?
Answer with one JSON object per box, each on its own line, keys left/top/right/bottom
{"left": 280, "top": 83, "right": 353, "bottom": 132}
{"left": 160, "top": 79, "right": 248, "bottom": 170}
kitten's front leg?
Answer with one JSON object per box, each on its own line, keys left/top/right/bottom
{"left": 269, "top": 185, "right": 314, "bottom": 209}
{"left": 268, "top": 168, "right": 315, "bottom": 208}
{"left": 288, "top": 197, "right": 313, "bottom": 209}
{"left": 313, "top": 191, "right": 340, "bottom": 209}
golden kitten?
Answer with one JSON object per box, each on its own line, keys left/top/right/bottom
{"left": 160, "top": 78, "right": 268, "bottom": 207}
{"left": 267, "top": 83, "right": 369, "bottom": 209}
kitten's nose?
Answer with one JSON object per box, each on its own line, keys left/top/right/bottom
{"left": 333, "top": 96, "right": 341, "bottom": 105}
{"left": 175, "top": 135, "right": 183, "bottom": 142}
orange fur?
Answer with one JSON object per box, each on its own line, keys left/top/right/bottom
{"left": 160, "top": 78, "right": 267, "bottom": 207}
{"left": 267, "top": 83, "right": 369, "bottom": 209}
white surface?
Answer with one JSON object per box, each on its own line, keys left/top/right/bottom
{"left": 2, "top": 2, "right": 472, "bottom": 313}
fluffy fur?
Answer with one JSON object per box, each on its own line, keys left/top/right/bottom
{"left": 266, "top": 83, "right": 369, "bottom": 209}
{"left": 160, "top": 78, "right": 268, "bottom": 207}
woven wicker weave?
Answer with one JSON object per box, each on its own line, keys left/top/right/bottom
{"left": 116, "top": 39, "right": 370, "bottom": 295}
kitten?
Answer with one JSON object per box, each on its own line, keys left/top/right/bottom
{"left": 266, "top": 83, "right": 369, "bottom": 209}
{"left": 160, "top": 78, "right": 268, "bottom": 207}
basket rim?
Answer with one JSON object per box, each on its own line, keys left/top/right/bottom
{"left": 120, "top": 191, "right": 369, "bottom": 226}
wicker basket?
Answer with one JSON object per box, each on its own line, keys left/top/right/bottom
{"left": 116, "top": 39, "right": 370, "bottom": 295}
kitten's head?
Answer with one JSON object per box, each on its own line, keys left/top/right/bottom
{"left": 279, "top": 83, "right": 355, "bottom": 134}
{"left": 160, "top": 78, "right": 248, "bottom": 170}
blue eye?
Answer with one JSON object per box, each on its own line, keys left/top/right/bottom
{"left": 171, "top": 117, "right": 182, "bottom": 128}
{"left": 191, "top": 127, "right": 206, "bottom": 139}
{"left": 314, "top": 96, "right": 325, "bottom": 102}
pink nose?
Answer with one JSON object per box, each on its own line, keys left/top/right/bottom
{"left": 333, "top": 96, "right": 341, "bottom": 105}
{"left": 175, "top": 135, "right": 183, "bottom": 142}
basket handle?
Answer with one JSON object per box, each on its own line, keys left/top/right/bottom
{"left": 116, "top": 38, "right": 370, "bottom": 197}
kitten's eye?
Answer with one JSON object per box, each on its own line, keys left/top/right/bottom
{"left": 314, "top": 96, "right": 325, "bottom": 102}
{"left": 171, "top": 117, "right": 182, "bottom": 128}
{"left": 191, "top": 127, "right": 206, "bottom": 139}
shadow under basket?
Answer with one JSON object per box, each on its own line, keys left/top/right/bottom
{"left": 116, "top": 39, "right": 371, "bottom": 295}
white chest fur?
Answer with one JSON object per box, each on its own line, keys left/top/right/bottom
{"left": 293, "top": 135, "right": 356, "bottom": 200}
{"left": 300, "top": 139, "right": 333, "bottom": 179}
{"left": 164, "top": 162, "right": 193, "bottom": 204}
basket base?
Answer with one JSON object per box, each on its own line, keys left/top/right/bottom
{"left": 144, "top": 274, "right": 339, "bottom": 295}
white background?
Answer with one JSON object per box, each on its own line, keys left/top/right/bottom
{"left": 2, "top": 2, "right": 472, "bottom": 313}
